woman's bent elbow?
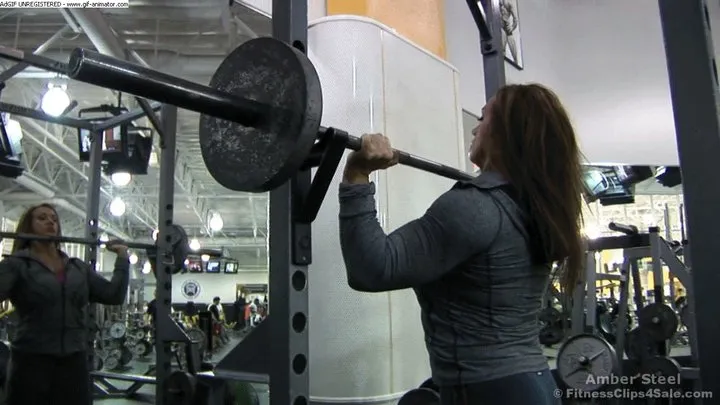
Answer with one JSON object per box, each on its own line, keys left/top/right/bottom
{"left": 347, "top": 275, "right": 384, "bottom": 293}
{"left": 109, "top": 292, "right": 127, "bottom": 305}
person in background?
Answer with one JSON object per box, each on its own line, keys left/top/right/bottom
{"left": 208, "top": 296, "right": 223, "bottom": 322}
{"left": 146, "top": 289, "right": 157, "bottom": 329}
{"left": 183, "top": 301, "right": 199, "bottom": 328}
{"left": 208, "top": 297, "right": 230, "bottom": 344}
{"left": 244, "top": 298, "right": 252, "bottom": 328}
{"left": 249, "top": 298, "right": 264, "bottom": 327}
{"left": 337, "top": 84, "right": 582, "bottom": 405}
{"left": 233, "top": 294, "right": 247, "bottom": 330}
{"left": 0, "top": 203, "right": 130, "bottom": 405}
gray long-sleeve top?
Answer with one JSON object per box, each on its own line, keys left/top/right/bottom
{"left": 0, "top": 249, "right": 129, "bottom": 355}
{"left": 338, "top": 172, "right": 551, "bottom": 385}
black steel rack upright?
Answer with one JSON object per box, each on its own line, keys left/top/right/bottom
{"left": 657, "top": 0, "right": 720, "bottom": 399}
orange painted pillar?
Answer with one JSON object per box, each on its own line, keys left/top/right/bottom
{"left": 326, "top": 0, "right": 447, "bottom": 59}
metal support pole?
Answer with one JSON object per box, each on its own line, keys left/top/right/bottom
{"left": 570, "top": 253, "right": 591, "bottom": 336}
{"left": 479, "top": 0, "right": 506, "bottom": 99}
{"left": 154, "top": 105, "right": 178, "bottom": 405}
{"left": 613, "top": 257, "right": 630, "bottom": 374}
{"left": 84, "top": 130, "right": 104, "bottom": 405}
{"left": 663, "top": 204, "right": 672, "bottom": 241}
{"left": 268, "top": 1, "right": 311, "bottom": 405}
{"left": 658, "top": 0, "right": 720, "bottom": 398}
{"left": 648, "top": 228, "right": 664, "bottom": 302}
{"left": 584, "top": 252, "right": 598, "bottom": 332}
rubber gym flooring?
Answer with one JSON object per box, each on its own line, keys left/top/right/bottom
{"left": 92, "top": 342, "right": 692, "bottom": 404}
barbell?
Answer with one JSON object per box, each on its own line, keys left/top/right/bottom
{"left": 0, "top": 224, "right": 190, "bottom": 274}
{"left": 50, "top": 37, "right": 472, "bottom": 192}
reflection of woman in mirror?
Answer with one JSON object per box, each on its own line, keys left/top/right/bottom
{"left": 500, "top": 0, "right": 519, "bottom": 64}
{"left": 82, "top": 131, "right": 92, "bottom": 152}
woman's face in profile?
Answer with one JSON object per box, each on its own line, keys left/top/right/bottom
{"left": 469, "top": 97, "right": 495, "bottom": 166}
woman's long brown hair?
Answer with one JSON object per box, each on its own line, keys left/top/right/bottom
{"left": 481, "top": 83, "right": 585, "bottom": 294}
{"left": 11, "top": 203, "right": 63, "bottom": 254}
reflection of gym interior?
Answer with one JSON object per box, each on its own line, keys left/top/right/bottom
{"left": 0, "top": 1, "right": 717, "bottom": 405}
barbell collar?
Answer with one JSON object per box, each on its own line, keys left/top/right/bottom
{"left": 67, "top": 48, "right": 270, "bottom": 127}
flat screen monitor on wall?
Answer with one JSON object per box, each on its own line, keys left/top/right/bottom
{"left": 206, "top": 260, "right": 221, "bottom": 273}
{"left": 187, "top": 259, "right": 204, "bottom": 273}
{"left": 224, "top": 261, "right": 238, "bottom": 274}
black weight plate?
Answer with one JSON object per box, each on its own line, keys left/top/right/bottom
{"left": 597, "top": 312, "right": 616, "bottom": 336}
{"left": 165, "top": 371, "right": 197, "bottom": 405}
{"left": 638, "top": 303, "right": 679, "bottom": 341}
{"left": 539, "top": 324, "right": 565, "bottom": 346}
{"left": 539, "top": 307, "right": 562, "bottom": 325}
{"left": 625, "top": 328, "right": 671, "bottom": 362}
{"left": 141, "top": 340, "right": 153, "bottom": 356}
{"left": 151, "top": 225, "right": 189, "bottom": 275}
{"left": 120, "top": 346, "right": 133, "bottom": 365}
{"left": 105, "top": 355, "right": 120, "bottom": 370}
{"left": 227, "top": 381, "right": 260, "bottom": 405}
{"left": 398, "top": 388, "right": 440, "bottom": 405}
{"left": 639, "top": 356, "right": 682, "bottom": 392}
{"left": 199, "top": 37, "right": 323, "bottom": 192}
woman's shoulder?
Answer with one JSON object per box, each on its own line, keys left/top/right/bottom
{"left": 65, "top": 256, "right": 92, "bottom": 272}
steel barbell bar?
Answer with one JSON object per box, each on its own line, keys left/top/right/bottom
{"left": 0, "top": 231, "right": 153, "bottom": 250}
{"left": 0, "top": 225, "right": 192, "bottom": 274}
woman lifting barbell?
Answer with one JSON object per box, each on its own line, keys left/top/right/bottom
{"left": 0, "top": 203, "right": 131, "bottom": 405}
{"left": 338, "top": 84, "right": 583, "bottom": 405}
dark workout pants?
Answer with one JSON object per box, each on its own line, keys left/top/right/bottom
{"left": 440, "top": 369, "right": 562, "bottom": 405}
{"left": 5, "top": 350, "right": 89, "bottom": 405}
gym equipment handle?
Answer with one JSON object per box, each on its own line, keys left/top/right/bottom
{"left": 68, "top": 48, "right": 475, "bottom": 183}
{"left": 0, "top": 231, "right": 155, "bottom": 250}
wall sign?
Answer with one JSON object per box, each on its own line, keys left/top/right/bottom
{"left": 181, "top": 280, "right": 202, "bottom": 300}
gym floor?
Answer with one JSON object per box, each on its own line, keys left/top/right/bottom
{"left": 93, "top": 340, "right": 693, "bottom": 404}
{"left": 94, "top": 335, "right": 269, "bottom": 405}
